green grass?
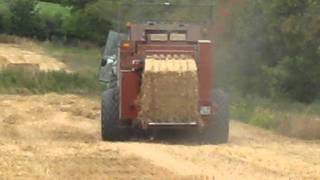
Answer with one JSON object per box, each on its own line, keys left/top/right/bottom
{"left": 0, "top": 69, "right": 102, "bottom": 95}
{"left": 231, "top": 96, "right": 320, "bottom": 121}
{"left": 37, "top": 1, "right": 71, "bottom": 18}
{"left": 40, "top": 41, "right": 102, "bottom": 74}
{"left": 34, "top": 41, "right": 103, "bottom": 95}
{"left": 0, "top": 0, "right": 8, "bottom": 14}
{"left": 231, "top": 95, "right": 320, "bottom": 138}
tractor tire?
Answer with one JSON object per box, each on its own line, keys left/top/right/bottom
{"left": 101, "top": 88, "right": 128, "bottom": 141}
{"left": 201, "top": 89, "right": 229, "bottom": 144}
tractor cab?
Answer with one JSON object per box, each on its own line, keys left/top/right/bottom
{"left": 99, "top": 31, "right": 126, "bottom": 83}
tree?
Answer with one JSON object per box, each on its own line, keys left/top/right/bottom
{"left": 62, "top": 0, "right": 113, "bottom": 44}
{"left": 0, "top": 14, "right": 3, "bottom": 33}
{"left": 266, "top": 0, "right": 320, "bottom": 103}
{"left": 215, "top": 0, "right": 320, "bottom": 103}
{"left": 8, "top": 0, "right": 40, "bottom": 37}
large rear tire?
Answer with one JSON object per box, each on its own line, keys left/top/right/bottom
{"left": 202, "top": 89, "right": 229, "bottom": 144}
{"left": 101, "top": 88, "right": 127, "bottom": 141}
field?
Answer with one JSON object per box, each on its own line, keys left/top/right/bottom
{"left": 41, "top": 41, "right": 101, "bottom": 73}
{"left": 1, "top": 0, "right": 320, "bottom": 178}
{"left": 0, "top": 35, "right": 102, "bottom": 95}
{"left": 0, "top": 35, "right": 320, "bottom": 138}
{"left": 0, "top": 94, "right": 319, "bottom": 179}
{"left": 0, "top": 36, "right": 319, "bottom": 179}
{"left": 0, "top": 94, "right": 176, "bottom": 179}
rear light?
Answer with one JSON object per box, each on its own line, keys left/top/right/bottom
{"left": 122, "top": 43, "right": 130, "bottom": 48}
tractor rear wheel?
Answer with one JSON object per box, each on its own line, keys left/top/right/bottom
{"left": 202, "top": 89, "right": 229, "bottom": 144}
{"left": 101, "top": 88, "right": 128, "bottom": 141}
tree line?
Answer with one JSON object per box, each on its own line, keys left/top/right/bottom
{"left": 0, "top": 0, "right": 113, "bottom": 44}
{"left": 215, "top": 0, "right": 320, "bottom": 103}
{"left": 0, "top": 0, "right": 213, "bottom": 44}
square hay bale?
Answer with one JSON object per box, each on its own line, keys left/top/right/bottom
{"left": 280, "top": 117, "right": 320, "bottom": 139}
{"left": 139, "top": 55, "right": 201, "bottom": 123}
{"left": 0, "top": 56, "right": 8, "bottom": 69}
{"left": 6, "top": 63, "right": 40, "bottom": 73}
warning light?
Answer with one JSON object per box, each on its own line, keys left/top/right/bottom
{"left": 122, "top": 43, "right": 130, "bottom": 48}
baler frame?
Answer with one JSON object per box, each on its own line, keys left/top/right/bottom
{"left": 99, "top": 2, "right": 229, "bottom": 143}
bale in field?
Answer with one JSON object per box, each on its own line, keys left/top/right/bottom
{"left": 6, "top": 63, "right": 40, "bottom": 73}
{"left": 280, "top": 117, "right": 320, "bottom": 139}
{"left": 139, "top": 54, "right": 201, "bottom": 124}
{"left": 0, "top": 56, "right": 8, "bottom": 69}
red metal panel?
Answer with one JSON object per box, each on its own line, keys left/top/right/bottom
{"left": 130, "top": 23, "right": 203, "bottom": 41}
{"left": 120, "top": 72, "right": 140, "bottom": 120}
{"left": 137, "top": 42, "right": 196, "bottom": 57}
{"left": 120, "top": 41, "right": 135, "bottom": 70}
{"left": 198, "top": 41, "right": 213, "bottom": 107}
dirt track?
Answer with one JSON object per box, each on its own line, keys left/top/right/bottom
{"left": 0, "top": 94, "right": 320, "bottom": 179}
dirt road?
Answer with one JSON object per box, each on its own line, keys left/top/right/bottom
{"left": 0, "top": 94, "right": 319, "bottom": 179}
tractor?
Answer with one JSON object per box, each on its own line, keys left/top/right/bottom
{"left": 98, "top": 3, "right": 229, "bottom": 143}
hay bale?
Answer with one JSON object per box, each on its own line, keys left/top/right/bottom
{"left": 280, "top": 117, "right": 320, "bottom": 139}
{"left": 0, "top": 56, "right": 8, "bottom": 69}
{"left": 6, "top": 63, "right": 40, "bottom": 73}
{"left": 139, "top": 54, "right": 201, "bottom": 123}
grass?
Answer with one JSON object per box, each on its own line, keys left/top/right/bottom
{"left": 0, "top": 0, "right": 8, "bottom": 15}
{"left": 231, "top": 95, "right": 320, "bottom": 139}
{"left": 40, "top": 41, "right": 102, "bottom": 74}
{"left": 0, "top": 69, "right": 102, "bottom": 95}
